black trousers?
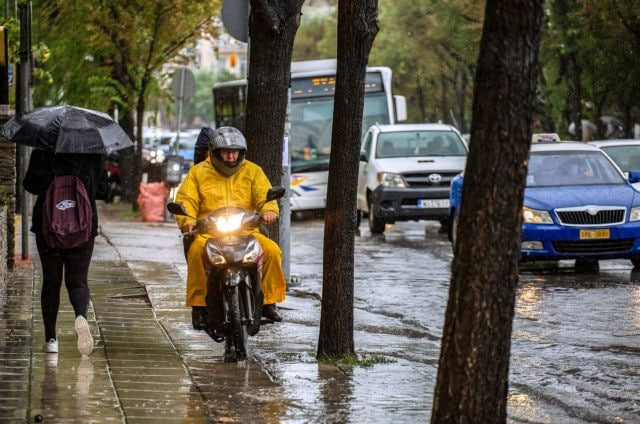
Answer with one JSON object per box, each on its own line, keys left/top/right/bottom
{"left": 35, "top": 235, "right": 95, "bottom": 341}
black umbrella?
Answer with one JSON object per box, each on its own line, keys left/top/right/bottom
{"left": 0, "top": 105, "right": 133, "bottom": 154}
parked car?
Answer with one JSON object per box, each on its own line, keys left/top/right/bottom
{"left": 589, "top": 139, "right": 640, "bottom": 189}
{"left": 357, "top": 123, "right": 468, "bottom": 234}
{"left": 156, "top": 132, "right": 198, "bottom": 172}
{"left": 449, "top": 138, "right": 640, "bottom": 270}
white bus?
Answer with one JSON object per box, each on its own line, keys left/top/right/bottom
{"left": 212, "top": 59, "right": 407, "bottom": 211}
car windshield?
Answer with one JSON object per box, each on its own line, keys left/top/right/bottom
{"left": 599, "top": 145, "right": 640, "bottom": 173}
{"left": 375, "top": 130, "right": 466, "bottom": 158}
{"left": 527, "top": 150, "right": 625, "bottom": 187}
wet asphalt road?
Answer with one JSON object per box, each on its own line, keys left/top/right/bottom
{"left": 94, "top": 206, "right": 640, "bottom": 423}
{"left": 282, "top": 218, "right": 640, "bottom": 423}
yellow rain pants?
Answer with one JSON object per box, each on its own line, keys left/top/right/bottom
{"left": 175, "top": 158, "right": 286, "bottom": 306}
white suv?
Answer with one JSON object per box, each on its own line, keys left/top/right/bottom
{"left": 357, "top": 124, "right": 468, "bottom": 234}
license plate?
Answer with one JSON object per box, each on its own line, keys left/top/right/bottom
{"left": 418, "top": 199, "right": 450, "bottom": 209}
{"left": 579, "top": 229, "right": 610, "bottom": 239}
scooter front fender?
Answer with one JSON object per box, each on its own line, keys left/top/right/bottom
{"left": 223, "top": 267, "right": 250, "bottom": 288}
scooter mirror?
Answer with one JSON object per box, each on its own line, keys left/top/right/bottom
{"left": 266, "top": 186, "right": 286, "bottom": 202}
{"left": 167, "top": 202, "right": 188, "bottom": 216}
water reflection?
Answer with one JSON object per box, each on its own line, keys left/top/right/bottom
{"left": 515, "top": 282, "right": 543, "bottom": 321}
{"left": 40, "top": 354, "right": 60, "bottom": 421}
{"left": 318, "top": 364, "right": 354, "bottom": 423}
{"left": 76, "top": 357, "right": 94, "bottom": 412}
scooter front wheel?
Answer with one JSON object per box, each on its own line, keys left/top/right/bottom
{"left": 225, "top": 286, "right": 248, "bottom": 362}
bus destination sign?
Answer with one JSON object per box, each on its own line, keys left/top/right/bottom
{"left": 291, "top": 72, "right": 384, "bottom": 99}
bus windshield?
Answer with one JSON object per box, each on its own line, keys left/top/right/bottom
{"left": 290, "top": 93, "right": 390, "bottom": 172}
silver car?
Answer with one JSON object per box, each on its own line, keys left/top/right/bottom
{"left": 357, "top": 123, "right": 468, "bottom": 234}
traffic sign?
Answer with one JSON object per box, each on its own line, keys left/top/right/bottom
{"left": 222, "top": 0, "right": 249, "bottom": 43}
{"left": 171, "top": 67, "right": 196, "bottom": 100}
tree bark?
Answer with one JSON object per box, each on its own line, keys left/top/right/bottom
{"left": 244, "top": 0, "right": 304, "bottom": 243}
{"left": 245, "top": 0, "right": 304, "bottom": 188}
{"left": 118, "top": 109, "right": 136, "bottom": 206}
{"left": 568, "top": 52, "right": 583, "bottom": 141}
{"left": 317, "top": 0, "right": 379, "bottom": 359}
{"left": 430, "top": 0, "right": 543, "bottom": 423}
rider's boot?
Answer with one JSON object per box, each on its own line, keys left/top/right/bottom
{"left": 191, "top": 306, "right": 207, "bottom": 330}
{"left": 262, "top": 304, "right": 282, "bottom": 322}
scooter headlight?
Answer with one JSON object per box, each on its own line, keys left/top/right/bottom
{"left": 205, "top": 243, "right": 226, "bottom": 265}
{"left": 242, "top": 238, "right": 262, "bottom": 264}
{"left": 216, "top": 213, "right": 244, "bottom": 233}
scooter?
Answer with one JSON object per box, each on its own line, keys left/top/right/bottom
{"left": 167, "top": 186, "right": 285, "bottom": 362}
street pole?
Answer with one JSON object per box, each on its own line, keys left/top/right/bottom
{"left": 17, "top": 2, "right": 31, "bottom": 260}
{"left": 279, "top": 87, "right": 291, "bottom": 284}
{"left": 173, "top": 68, "right": 186, "bottom": 155}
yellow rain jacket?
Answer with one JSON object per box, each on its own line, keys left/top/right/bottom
{"left": 175, "top": 158, "right": 286, "bottom": 306}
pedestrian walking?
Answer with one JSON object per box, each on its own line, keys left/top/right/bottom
{"left": 24, "top": 150, "right": 107, "bottom": 356}
{"left": 2, "top": 105, "right": 133, "bottom": 356}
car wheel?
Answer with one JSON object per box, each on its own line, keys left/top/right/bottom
{"left": 356, "top": 210, "right": 362, "bottom": 227}
{"left": 575, "top": 258, "right": 599, "bottom": 273}
{"left": 631, "top": 257, "right": 640, "bottom": 268}
{"left": 368, "top": 198, "right": 385, "bottom": 234}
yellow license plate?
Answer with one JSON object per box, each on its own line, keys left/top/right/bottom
{"left": 579, "top": 229, "right": 610, "bottom": 239}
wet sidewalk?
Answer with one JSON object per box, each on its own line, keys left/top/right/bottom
{"left": 0, "top": 206, "right": 437, "bottom": 423}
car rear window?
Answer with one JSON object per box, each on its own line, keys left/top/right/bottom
{"left": 376, "top": 131, "right": 466, "bottom": 158}
{"left": 527, "top": 151, "right": 625, "bottom": 187}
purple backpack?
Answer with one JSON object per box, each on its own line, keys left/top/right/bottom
{"left": 42, "top": 175, "right": 92, "bottom": 249}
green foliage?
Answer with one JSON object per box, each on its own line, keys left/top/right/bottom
{"left": 32, "top": 1, "right": 222, "bottom": 115}
{"left": 292, "top": 12, "right": 337, "bottom": 61}
{"left": 294, "top": 0, "right": 640, "bottom": 136}
{"left": 318, "top": 353, "right": 394, "bottom": 368}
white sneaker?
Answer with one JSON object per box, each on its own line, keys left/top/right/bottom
{"left": 43, "top": 338, "right": 58, "bottom": 353}
{"left": 74, "top": 316, "right": 94, "bottom": 356}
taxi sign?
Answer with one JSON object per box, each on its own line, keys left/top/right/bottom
{"left": 532, "top": 133, "right": 561, "bottom": 143}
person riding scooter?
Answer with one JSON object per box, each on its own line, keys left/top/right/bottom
{"left": 174, "top": 126, "right": 286, "bottom": 329}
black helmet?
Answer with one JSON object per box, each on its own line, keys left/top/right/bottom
{"left": 209, "top": 126, "right": 247, "bottom": 176}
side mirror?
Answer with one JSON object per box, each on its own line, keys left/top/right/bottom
{"left": 629, "top": 170, "right": 640, "bottom": 184}
{"left": 266, "top": 186, "right": 286, "bottom": 202}
{"left": 167, "top": 202, "right": 188, "bottom": 216}
{"left": 359, "top": 151, "right": 368, "bottom": 162}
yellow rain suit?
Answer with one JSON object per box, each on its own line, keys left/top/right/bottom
{"left": 174, "top": 158, "right": 286, "bottom": 307}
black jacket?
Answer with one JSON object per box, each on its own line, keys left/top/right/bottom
{"left": 23, "top": 150, "right": 106, "bottom": 238}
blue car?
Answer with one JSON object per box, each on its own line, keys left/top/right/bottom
{"left": 449, "top": 140, "right": 640, "bottom": 269}
{"left": 157, "top": 132, "right": 198, "bottom": 172}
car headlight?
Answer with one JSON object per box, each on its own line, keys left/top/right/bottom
{"left": 523, "top": 206, "right": 553, "bottom": 224}
{"left": 243, "top": 238, "right": 262, "bottom": 264}
{"left": 630, "top": 206, "right": 640, "bottom": 221}
{"left": 205, "top": 243, "right": 226, "bottom": 265}
{"left": 377, "top": 172, "right": 407, "bottom": 188}
{"left": 216, "top": 213, "right": 244, "bottom": 233}
{"left": 150, "top": 150, "right": 156, "bottom": 158}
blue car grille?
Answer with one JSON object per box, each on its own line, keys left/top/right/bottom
{"left": 552, "top": 238, "right": 634, "bottom": 254}
{"left": 556, "top": 209, "right": 625, "bottom": 225}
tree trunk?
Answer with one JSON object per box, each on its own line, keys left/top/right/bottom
{"left": 458, "top": 69, "right": 468, "bottom": 133}
{"left": 416, "top": 74, "right": 427, "bottom": 122}
{"left": 440, "top": 72, "right": 449, "bottom": 123}
{"left": 568, "top": 52, "right": 582, "bottom": 141}
{"left": 430, "top": 0, "right": 544, "bottom": 422}
{"left": 133, "top": 93, "right": 146, "bottom": 210}
{"left": 245, "top": 0, "right": 304, "bottom": 188}
{"left": 119, "top": 109, "right": 136, "bottom": 206}
{"left": 245, "top": 0, "right": 304, "bottom": 243}
{"left": 317, "top": 0, "right": 379, "bottom": 359}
